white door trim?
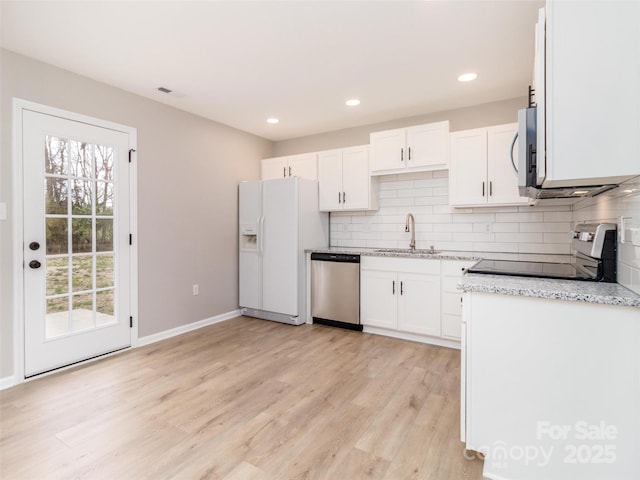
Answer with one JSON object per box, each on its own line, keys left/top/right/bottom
{"left": 12, "top": 98, "right": 139, "bottom": 384}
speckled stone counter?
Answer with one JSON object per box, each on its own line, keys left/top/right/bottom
{"left": 307, "top": 247, "right": 572, "bottom": 263}
{"left": 460, "top": 273, "right": 640, "bottom": 308}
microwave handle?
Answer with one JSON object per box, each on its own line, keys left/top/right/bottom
{"left": 510, "top": 130, "right": 519, "bottom": 175}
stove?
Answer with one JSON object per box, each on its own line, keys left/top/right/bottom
{"left": 467, "top": 223, "right": 617, "bottom": 282}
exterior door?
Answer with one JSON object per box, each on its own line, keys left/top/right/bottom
{"left": 23, "top": 109, "right": 132, "bottom": 377}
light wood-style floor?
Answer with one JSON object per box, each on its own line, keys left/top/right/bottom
{"left": 0, "top": 317, "right": 484, "bottom": 479}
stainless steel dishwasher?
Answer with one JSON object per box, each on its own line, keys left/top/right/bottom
{"left": 310, "top": 253, "right": 361, "bottom": 331}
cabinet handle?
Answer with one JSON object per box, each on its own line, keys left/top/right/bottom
{"left": 288, "top": 166, "right": 292, "bottom": 177}
{"left": 489, "top": 181, "right": 493, "bottom": 196}
{"left": 338, "top": 192, "right": 341, "bottom": 204}
{"left": 400, "top": 281, "right": 404, "bottom": 295}
{"left": 400, "top": 148, "right": 404, "bottom": 162}
{"left": 392, "top": 280, "right": 395, "bottom": 295}
{"left": 283, "top": 167, "right": 286, "bottom": 178}
{"left": 408, "top": 147, "right": 411, "bottom": 160}
{"left": 342, "top": 192, "right": 346, "bottom": 203}
{"left": 482, "top": 181, "right": 485, "bottom": 197}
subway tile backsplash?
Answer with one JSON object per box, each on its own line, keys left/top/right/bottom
{"left": 330, "top": 171, "right": 573, "bottom": 254}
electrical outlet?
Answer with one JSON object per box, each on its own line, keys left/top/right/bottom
{"left": 192, "top": 284, "right": 199, "bottom": 296}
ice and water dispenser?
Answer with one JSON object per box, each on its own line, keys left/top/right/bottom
{"left": 240, "top": 224, "right": 259, "bottom": 252}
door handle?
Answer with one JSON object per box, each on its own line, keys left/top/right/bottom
{"left": 392, "top": 280, "right": 395, "bottom": 295}
{"left": 400, "top": 281, "right": 403, "bottom": 295}
{"left": 400, "top": 148, "right": 404, "bottom": 162}
{"left": 29, "top": 242, "right": 40, "bottom": 251}
{"left": 482, "top": 181, "right": 485, "bottom": 197}
{"left": 338, "top": 192, "right": 341, "bottom": 204}
{"left": 342, "top": 192, "right": 346, "bottom": 203}
{"left": 29, "top": 260, "right": 42, "bottom": 269}
{"left": 408, "top": 147, "right": 411, "bottom": 161}
{"left": 283, "top": 167, "right": 286, "bottom": 178}
{"left": 289, "top": 166, "right": 292, "bottom": 176}
{"left": 489, "top": 181, "right": 493, "bottom": 196}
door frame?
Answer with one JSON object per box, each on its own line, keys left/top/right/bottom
{"left": 12, "top": 98, "right": 139, "bottom": 383}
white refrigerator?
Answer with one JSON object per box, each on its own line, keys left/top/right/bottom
{"left": 239, "top": 177, "right": 328, "bottom": 325}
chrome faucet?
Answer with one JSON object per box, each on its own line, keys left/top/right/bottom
{"left": 405, "top": 213, "right": 416, "bottom": 251}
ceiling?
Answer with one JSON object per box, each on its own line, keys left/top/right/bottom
{"left": 0, "top": 1, "right": 543, "bottom": 142}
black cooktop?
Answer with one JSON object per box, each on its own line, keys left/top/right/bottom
{"left": 467, "top": 259, "right": 595, "bottom": 281}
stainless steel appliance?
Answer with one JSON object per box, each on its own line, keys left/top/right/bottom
{"left": 514, "top": 105, "right": 618, "bottom": 201}
{"left": 310, "top": 253, "right": 361, "bottom": 331}
{"left": 468, "top": 223, "right": 617, "bottom": 282}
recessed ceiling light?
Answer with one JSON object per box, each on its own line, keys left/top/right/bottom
{"left": 345, "top": 99, "right": 361, "bottom": 107}
{"left": 266, "top": 118, "right": 279, "bottom": 124}
{"left": 458, "top": 73, "right": 478, "bottom": 82}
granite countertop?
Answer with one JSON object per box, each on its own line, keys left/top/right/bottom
{"left": 307, "top": 247, "right": 572, "bottom": 263}
{"left": 459, "top": 273, "right": 640, "bottom": 308}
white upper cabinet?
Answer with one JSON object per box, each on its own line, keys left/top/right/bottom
{"left": 261, "top": 153, "right": 317, "bottom": 180}
{"left": 317, "top": 146, "right": 377, "bottom": 212}
{"left": 370, "top": 121, "right": 449, "bottom": 175}
{"left": 543, "top": 1, "right": 640, "bottom": 187}
{"left": 450, "top": 123, "right": 530, "bottom": 208}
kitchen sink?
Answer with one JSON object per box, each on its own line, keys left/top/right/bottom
{"left": 374, "top": 248, "right": 441, "bottom": 255}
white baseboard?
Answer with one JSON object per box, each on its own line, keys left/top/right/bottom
{"left": 363, "top": 326, "right": 461, "bottom": 350}
{"left": 0, "top": 375, "right": 16, "bottom": 391}
{"left": 138, "top": 309, "right": 241, "bottom": 347}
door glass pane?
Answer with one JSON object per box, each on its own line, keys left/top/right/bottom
{"left": 96, "top": 181, "right": 113, "bottom": 216}
{"left": 72, "top": 218, "right": 92, "bottom": 253}
{"left": 69, "top": 140, "right": 93, "bottom": 179}
{"left": 46, "top": 297, "right": 70, "bottom": 338}
{"left": 71, "top": 179, "right": 93, "bottom": 215}
{"left": 42, "top": 135, "right": 119, "bottom": 341}
{"left": 96, "top": 290, "right": 115, "bottom": 326}
{"left": 95, "top": 145, "right": 114, "bottom": 181}
{"left": 71, "top": 255, "right": 93, "bottom": 292}
{"left": 45, "top": 135, "right": 68, "bottom": 175}
{"left": 72, "top": 293, "right": 94, "bottom": 332}
{"left": 46, "top": 257, "right": 68, "bottom": 296}
{"left": 96, "top": 219, "right": 113, "bottom": 252}
{"left": 45, "top": 178, "right": 68, "bottom": 214}
{"left": 96, "top": 254, "right": 114, "bottom": 288}
{"left": 46, "top": 218, "right": 68, "bottom": 254}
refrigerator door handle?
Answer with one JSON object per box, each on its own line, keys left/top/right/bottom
{"left": 258, "top": 216, "right": 265, "bottom": 255}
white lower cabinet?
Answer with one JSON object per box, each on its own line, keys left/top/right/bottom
{"left": 441, "top": 260, "right": 477, "bottom": 340}
{"left": 360, "top": 256, "right": 441, "bottom": 338}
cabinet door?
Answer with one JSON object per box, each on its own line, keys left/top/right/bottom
{"left": 449, "top": 129, "right": 488, "bottom": 207}
{"left": 370, "top": 128, "right": 405, "bottom": 173}
{"left": 397, "top": 273, "right": 441, "bottom": 337}
{"left": 341, "top": 146, "right": 370, "bottom": 210}
{"left": 406, "top": 121, "right": 449, "bottom": 170}
{"left": 261, "top": 157, "right": 288, "bottom": 180}
{"left": 360, "top": 270, "right": 398, "bottom": 329}
{"left": 288, "top": 153, "right": 318, "bottom": 180}
{"left": 487, "top": 124, "right": 529, "bottom": 206}
{"left": 317, "top": 150, "right": 343, "bottom": 211}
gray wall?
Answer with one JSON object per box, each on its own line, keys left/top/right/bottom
{"left": 273, "top": 96, "right": 527, "bottom": 156}
{"left": 0, "top": 49, "right": 273, "bottom": 379}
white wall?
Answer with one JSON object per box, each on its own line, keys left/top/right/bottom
{"left": 0, "top": 49, "right": 273, "bottom": 379}
{"left": 332, "top": 170, "right": 573, "bottom": 255}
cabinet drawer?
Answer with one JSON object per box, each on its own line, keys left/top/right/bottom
{"left": 361, "top": 256, "right": 440, "bottom": 275}
{"left": 442, "top": 313, "right": 461, "bottom": 340}
{"left": 442, "top": 292, "right": 463, "bottom": 315}
{"left": 442, "top": 260, "right": 477, "bottom": 276}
